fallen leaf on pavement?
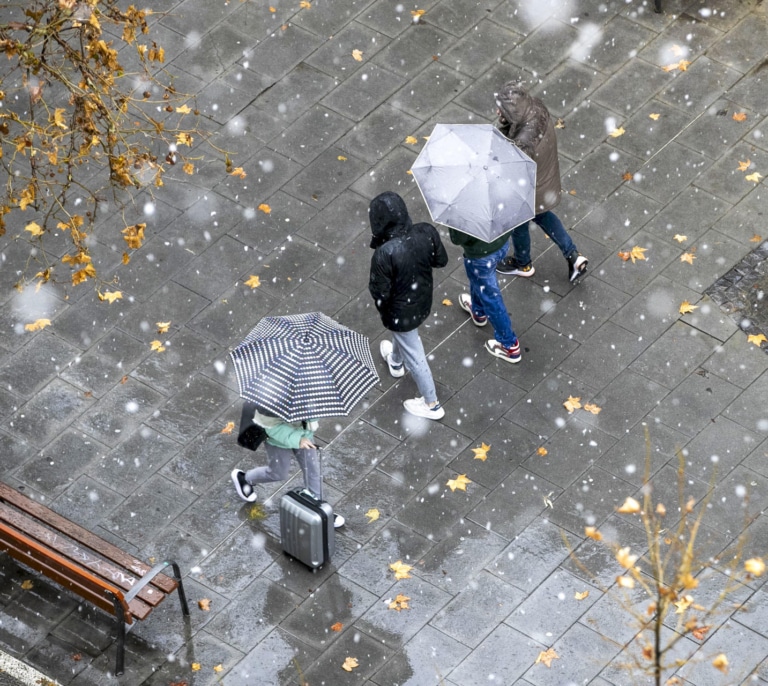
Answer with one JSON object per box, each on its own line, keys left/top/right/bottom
{"left": 447, "top": 474, "right": 472, "bottom": 491}
{"left": 617, "top": 497, "right": 641, "bottom": 514}
{"left": 585, "top": 526, "right": 602, "bottom": 541}
{"left": 609, "top": 126, "right": 625, "bottom": 138}
{"left": 21, "top": 579, "right": 34, "bottom": 590}
{"left": 405, "top": 135, "right": 418, "bottom": 145}
{"left": 442, "top": 298, "right": 452, "bottom": 306}
{"left": 692, "top": 625, "right": 712, "bottom": 640}
{"left": 674, "top": 595, "right": 694, "bottom": 614}
{"left": 331, "top": 622, "right": 343, "bottom": 632}
{"left": 150, "top": 340, "right": 166, "bottom": 353}
{"left": 198, "top": 598, "right": 211, "bottom": 611}
{"left": 24, "top": 318, "right": 51, "bottom": 332}
{"left": 352, "top": 49, "right": 363, "bottom": 61}
{"left": 616, "top": 546, "right": 639, "bottom": 568}
{"left": 244, "top": 275, "right": 261, "bottom": 288}
{"left": 680, "top": 252, "right": 696, "bottom": 264}
{"left": 365, "top": 508, "right": 380, "bottom": 523}
{"left": 388, "top": 594, "right": 410, "bottom": 611}
{"left": 213, "top": 664, "right": 223, "bottom": 673}
{"left": 673, "top": 234, "right": 687, "bottom": 243}
{"left": 749, "top": 234, "right": 762, "bottom": 242}
{"left": 342, "top": 657, "right": 359, "bottom": 672}
{"left": 537, "top": 446, "right": 548, "bottom": 456}
{"left": 535, "top": 648, "right": 560, "bottom": 668}
{"left": 390, "top": 560, "right": 413, "bottom": 580}
{"left": 472, "top": 442, "right": 491, "bottom": 461}
{"left": 156, "top": 321, "right": 171, "bottom": 333}
{"left": 649, "top": 113, "right": 660, "bottom": 120}
{"left": 574, "top": 590, "right": 589, "bottom": 600}
{"left": 745, "top": 171, "right": 763, "bottom": 183}
{"left": 583, "top": 402, "right": 601, "bottom": 415}
{"left": 732, "top": 112, "right": 747, "bottom": 121}
{"left": 737, "top": 159, "right": 751, "bottom": 171}
{"left": 747, "top": 333, "right": 767, "bottom": 347}
{"left": 98, "top": 290, "right": 123, "bottom": 303}
{"left": 258, "top": 203, "right": 271, "bottom": 214}
{"left": 191, "top": 663, "right": 201, "bottom": 672}
{"left": 563, "top": 396, "right": 581, "bottom": 413}
{"left": 712, "top": 653, "right": 728, "bottom": 673}
{"left": 220, "top": 422, "right": 234, "bottom": 435}
{"left": 744, "top": 557, "right": 765, "bottom": 576}
{"left": 679, "top": 300, "right": 698, "bottom": 314}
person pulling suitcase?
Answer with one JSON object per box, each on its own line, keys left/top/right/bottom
{"left": 231, "top": 405, "right": 345, "bottom": 529}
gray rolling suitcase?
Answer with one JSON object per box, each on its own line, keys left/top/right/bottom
{"left": 279, "top": 488, "right": 335, "bottom": 569}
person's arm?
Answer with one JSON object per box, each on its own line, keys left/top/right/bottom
{"left": 265, "top": 422, "right": 313, "bottom": 449}
{"left": 511, "top": 117, "right": 539, "bottom": 158}
{"left": 368, "top": 251, "right": 393, "bottom": 312}
{"left": 449, "top": 228, "right": 471, "bottom": 248}
{"left": 430, "top": 228, "right": 449, "bottom": 268}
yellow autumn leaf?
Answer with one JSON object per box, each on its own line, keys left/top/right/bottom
{"left": 176, "top": 104, "right": 191, "bottom": 114}
{"left": 156, "top": 321, "right": 171, "bottom": 333}
{"left": 656, "top": 503, "right": 667, "bottom": 516}
{"left": 574, "top": 590, "right": 590, "bottom": 600}
{"left": 616, "top": 575, "right": 635, "bottom": 588}
{"left": 537, "top": 446, "right": 548, "bottom": 456}
{"left": 198, "top": 598, "right": 211, "bottom": 611}
{"left": 52, "top": 108, "right": 68, "bottom": 129}
{"left": 680, "top": 252, "right": 696, "bottom": 264}
{"left": 673, "top": 234, "right": 687, "bottom": 242}
{"left": 183, "top": 162, "right": 194, "bottom": 175}
{"left": 191, "top": 663, "right": 201, "bottom": 671}
{"left": 649, "top": 113, "right": 660, "bottom": 120}
{"left": 230, "top": 166, "right": 247, "bottom": 179}
{"left": 352, "top": 49, "right": 363, "bottom": 62}
{"left": 72, "top": 263, "right": 96, "bottom": 285}
{"left": 737, "top": 159, "right": 751, "bottom": 171}
{"left": 404, "top": 136, "right": 418, "bottom": 145}
{"left": 744, "top": 557, "right": 765, "bottom": 576}
{"left": 388, "top": 593, "right": 410, "bottom": 611}
{"left": 21, "top": 579, "right": 34, "bottom": 590}
{"left": 616, "top": 546, "right": 638, "bottom": 569}
{"left": 330, "top": 622, "right": 343, "bottom": 632}
{"left": 442, "top": 298, "right": 452, "bottom": 306}
{"left": 122, "top": 223, "right": 146, "bottom": 249}
{"left": 563, "top": 396, "right": 581, "bottom": 413}
{"left": 674, "top": 594, "right": 694, "bottom": 614}
{"left": 25, "top": 222, "right": 44, "bottom": 236}
{"left": 446, "top": 474, "right": 472, "bottom": 492}
{"left": 712, "top": 653, "right": 728, "bottom": 673}
{"left": 627, "top": 246, "right": 648, "bottom": 262}
{"left": 411, "top": 9, "right": 425, "bottom": 16}
{"left": 365, "top": 508, "right": 380, "bottom": 523}
{"left": 609, "top": 126, "right": 625, "bottom": 138}
{"left": 472, "top": 442, "right": 491, "bottom": 461}
{"left": 732, "top": 112, "right": 747, "bottom": 122}
{"left": 221, "top": 421, "right": 235, "bottom": 434}
{"left": 213, "top": 664, "right": 223, "bottom": 673}
{"left": 583, "top": 402, "right": 601, "bottom": 415}
{"left": 535, "top": 648, "right": 559, "bottom": 668}
{"left": 258, "top": 203, "right": 271, "bottom": 214}
{"left": 679, "top": 300, "right": 699, "bottom": 314}
{"left": 97, "top": 290, "right": 123, "bottom": 303}
{"left": 747, "top": 333, "right": 767, "bottom": 347}
{"left": 390, "top": 560, "right": 412, "bottom": 580}
{"left": 341, "top": 657, "right": 358, "bottom": 672}
{"left": 337, "top": 155, "right": 347, "bottom": 161}
{"left": 24, "top": 318, "right": 51, "bottom": 332}
{"left": 176, "top": 132, "right": 193, "bottom": 146}
{"left": 617, "top": 497, "right": 641, "bottom": 514}
{"left": 150, "top": 340, "right": 166, "bottom": 353}
{"left": 584, "top": 526, "right": 603, "bottom": 541}
{"left": 750, "top": 233, "right": 762, "bottom": 242}
{"left": 244, "top": 275, "right": 261, "bottom": 289}
{"left": 745, "top": 171, "right": 763, "bottom": 183}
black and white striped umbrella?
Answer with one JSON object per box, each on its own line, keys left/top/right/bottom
{"left": 229, "top": 312, "right": 379, "bottom": 422}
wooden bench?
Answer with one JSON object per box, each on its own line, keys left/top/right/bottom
{"left": 0, "top": 482, "right": 189, "bottom": 676}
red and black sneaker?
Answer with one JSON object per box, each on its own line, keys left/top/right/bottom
{"left": 485, "top": 339, "right": 522, "bottom": 363}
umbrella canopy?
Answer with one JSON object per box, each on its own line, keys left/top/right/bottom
{"left": 229, "top": 312, "right": 379, "bottom": 422}
{"left": 411, "top": 123, "right": 537, "bottom": 242}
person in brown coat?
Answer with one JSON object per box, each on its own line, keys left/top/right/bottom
{"left": 494, "top": 80, "right": 588, "bottom": 283}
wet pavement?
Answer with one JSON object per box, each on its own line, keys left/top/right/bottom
{"left": 1, "top": 0, "right": 768, "bottom": 684}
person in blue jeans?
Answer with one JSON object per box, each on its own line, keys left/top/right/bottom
{"left": 449, "top": 228, "right": 521, "bottom": 363}
{"left": 494, "top": 79, "right": 588, "bottom": 283}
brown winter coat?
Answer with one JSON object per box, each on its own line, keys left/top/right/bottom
{"left": 495, "top": 81, "right": 561, "bottom": 214}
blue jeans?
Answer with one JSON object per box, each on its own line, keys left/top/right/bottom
{"left": 512, "top": 211, "right": 577, "bottom": 266}
{"left": 463, "top": 244, "right": 518, "bottom": 348}
{"left": 390, "top": 329, "right": 438, "bottom": 404}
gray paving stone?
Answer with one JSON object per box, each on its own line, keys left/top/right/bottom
{"left": 575, "top": 15, "right": 657, "bottom": 75}
{"left": 592, "top": 58, "right": 673, "bottom": 116}
{"left": 300, "top": 627, "right": 392, "bottom": 686}
{"left": 706, "top": 13, "right": 768, "bottom": 73}
{"left": 0, "top": 290, "right": 69, "bottom": 354}
{"left": 715, "top": 183, "right": 768, "bottom": 245}
{"left": 49, "top": 475, "right": 123, "bottom": 533}
{"left": 642, "top": 185, "right": 732, "bottom": 245}
{"left": 311, "top": 235, "right": 374, "bottom": 300}
{"left": 270, "top": 105, "right": 355, "bottom": 165}
{"left": 389, "top": 63, "right": 469, "bottom": 120}
{"left": 703, "top": 465, "right": 768, "bottom": 537}
{"left": 430, "top": 570, "right": 524, "bottom": 648}
{"left": 372, "top": 23, "right": 454, "bottom": 78}
{"left": 286, "top": 146, "right": 372, "bottom": 209}
{"left": 681, "top": 416, "right": 762, "bottom": 483}
{"left": 683, "top": 293, "right": 740, "bottom": 341}
{"left": 653, "top": 369, "right": 741, "bottom": 437}
{"left": 677, "top": 99, "right": 758, "bottom": 159}
{"left": 305, "top": 21, "right": 388, "bottom": 78}
{"left": 562, "top": 143, "right": 643, "bottom": 205}
{"left": 613, "top": 99, "right": 694, "bottom": 161}
{"left": 336, "top": 106, "right": 422, "bottom": 165}
{"left": 505, "top": 18, "right": 579, "bottom": 76}
{"left": 290, "top": 0, "right": 375, "bottom": 36}
{"left": 243, "top": 24, "right": 325, "bottom": 81}
{"left": 0, "top": 331, "right": 79, "bottom": 398}
{"left": 629, "top": 320, "right": 720, "bottom": 388}
{"left": 637, "top": 10, "right": 725, "bottom": 67}
{"left": 370, "top": 624, "right": 470, "bottom": 686}
{"left": 440, "top": 18, "right": 518, "bottom": 77}
{"left": 695, "top": 146, "right": 768, "bottom": 208}
{"left": 660, "top": 55, "right": 744, "bottom": 115}
{"left": 557, "top": 100, "right": 625, "bottom": 162}
{"left": 726, "top": 69, "right": 768, "bottom": 114}
{"left": 454, "top": 61, "right": 531, "bottom": 120}
{"left": 743, "top": 437, "right": 768, "bottom": 480}
{"left": 533, "top": 59, "right": 607, "bottom": 118}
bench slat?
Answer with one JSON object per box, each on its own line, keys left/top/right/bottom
{"left": 0, "top": 483, "right": 177, "bottom": 594}
{"left": 0, "top": 502, "right": 165, "bottom": 608}
{"left": 0, "top": 521, "right": 151, "bottom": 622}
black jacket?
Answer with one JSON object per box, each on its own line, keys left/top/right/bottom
{"left": 368, "top": 192, "right": 448, "bottom": 332}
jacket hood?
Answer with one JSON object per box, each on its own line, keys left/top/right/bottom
{"left": 495, "top": 80, "right": 534, "bottom": 133}
{"left": 369, "top": 191, "right": 412, "bottom": 249}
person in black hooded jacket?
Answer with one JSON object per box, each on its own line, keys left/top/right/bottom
{"left": 368, "top": 191, "right": 448, "bottom": 420}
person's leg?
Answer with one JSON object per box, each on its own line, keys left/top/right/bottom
{"left": 294, "top": 448, "right": 323, "bottom": 500}
{"left": 511, "top": 221, "right": 532, "bottom": 265}
{"left": 392, "top": 329, "right": 438, "bottom": 404}
{"left": 245, "top": 444, "right": 293, "bottom": 485}
{"left": 533, "top": 211, "right": 577, "bottom": 259}
{"left": 464, "top": 248, "right": 517, "bottom": 347}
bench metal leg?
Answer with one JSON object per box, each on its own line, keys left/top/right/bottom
{"left": 654, "top": 0, "right": 662, "bottom": 12}
{"left": 168, "top": 561, "right": 190, "bottom": 617}
{"left": 110, "top": 594, "right": 127, "bottom": 676}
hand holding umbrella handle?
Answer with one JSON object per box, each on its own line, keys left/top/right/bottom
{"left": 299, "top": 437, "right": 317, "bottom": 450}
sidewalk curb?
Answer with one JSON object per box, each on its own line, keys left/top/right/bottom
{"left": 0, "top": 649, "right": 60, "bottom": 686}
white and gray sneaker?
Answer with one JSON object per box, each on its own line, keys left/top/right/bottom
{"left": 403, "top": 397, "right": 445, "bottom": 420}
{"left": 568, "top": 253, "right": 589, "bottom": 283}
{"left": 231, "top": 469, "right": 258, "bottom": 502}
{"left": 380, "top": 340, "right": 405, "bottom": 378}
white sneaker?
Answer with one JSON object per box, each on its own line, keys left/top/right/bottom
{"left": 380, "top": 340, "right": 405, "bottom": 378}
{"left": 333, "top": 513, "right": 346, "bottom": 528}
{"left": 403, "top": 397, "right": 445, "bottom": 420}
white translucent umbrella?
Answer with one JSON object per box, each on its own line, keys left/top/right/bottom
{"left": 411, "top": 123, "right": 537, "bottom": 242}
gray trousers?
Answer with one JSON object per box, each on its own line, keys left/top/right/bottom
{"left": 245, "top": 444, "right": 323, "bottom": 499}
{"left": 390, "top": 328, "right": 438, "bottom": 404}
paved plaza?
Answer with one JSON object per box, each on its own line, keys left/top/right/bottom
{"left": 1, "top": 0, "right": 768, "bottom": 684}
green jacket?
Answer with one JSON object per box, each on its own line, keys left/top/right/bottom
{"left": 252, "top": 409, "right": 317, "bottom": 450}
{"left": 449, "top": 228, "right": 512, "bottom": 259}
